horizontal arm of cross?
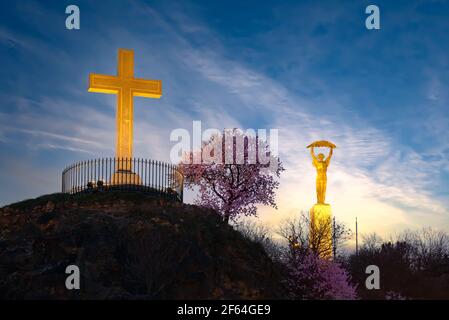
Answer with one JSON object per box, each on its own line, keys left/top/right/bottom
{"left": 88, "top": 74, "right": 121, "bottom": 94}
{"left": 130, "top": 78, "right": 162, "bottom": 98}
{"left": 88, "top": 74, "right": 162, "bottom": 98}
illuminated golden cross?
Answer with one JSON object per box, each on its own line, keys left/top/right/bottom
{"left": 88, "top": 49, "right": 161, "bottom": 167}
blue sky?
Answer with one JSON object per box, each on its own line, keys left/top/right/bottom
{"left": 1, "top": 0, "right": 449, "bottom": 239}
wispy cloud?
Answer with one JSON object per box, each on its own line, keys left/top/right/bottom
{"left": 144, "top": 3, "right": 449, "bottom": 238}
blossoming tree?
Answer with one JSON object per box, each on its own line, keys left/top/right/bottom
{"left": 180, "top": 129, "right": 284, "bottom": 224}
{"left": 285, "top": 248, "right": 358, "bottom": 300}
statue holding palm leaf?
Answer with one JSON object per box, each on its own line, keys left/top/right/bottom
{"left": 307, "top": 140, "right": 336, "bottom": 204}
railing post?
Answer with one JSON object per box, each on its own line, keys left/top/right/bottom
{"left": 180, "top": 168, "right": 184, "bottom": 202}
{"left": 150, "top": 160, "right": 152, "bottom": 190}
{"left": 61, "top": 168, "right": 65, "bottom": 193}
{"left": 157, "top": 161, "right": 162, "bottom": 193}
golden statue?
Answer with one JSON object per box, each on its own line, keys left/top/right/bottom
{"left": 307, "top": 140, "right": 336, "bottom": 204}
{"left": 88, "top": 49, "right": 162, "bottom": 184}
{"left": 307, "top": 140, "right": 336, "bottom": 259}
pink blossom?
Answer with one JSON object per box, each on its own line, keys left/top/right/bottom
{"left": 286, "top": 250, "right": 358, "bottom": 300}
{"left": 179, "top": 130, "right": 284, "bottom": 223}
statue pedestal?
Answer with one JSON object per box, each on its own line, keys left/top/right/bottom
{"left": 310, "top": 203, "right": 333, "bottom": 259}
{"left": 111, "top": 170, "right": 142, "bottom": 185}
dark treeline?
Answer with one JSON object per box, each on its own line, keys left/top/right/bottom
{"left": 235, "top": 217, "right": 449, "bottom": 300}
{"left": 346, "top": 229, "right": 449, "bottom": 299}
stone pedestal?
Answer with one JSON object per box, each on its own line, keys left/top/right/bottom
{"left": 310, "top": 203, "right": 332, "bottom": 259}
{"left": 111, "top": 170, "right": 142, "bottom": 185}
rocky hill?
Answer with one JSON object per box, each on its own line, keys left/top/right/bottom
{"left": 0, "top": 192, "right": 286, "bottom": 299}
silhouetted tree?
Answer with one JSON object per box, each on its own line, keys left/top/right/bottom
{"left": 278, "top": 212, "right": 352, "bottom": 259}
{"left": 348, "top": 228, "right": 449, "bottom": 299}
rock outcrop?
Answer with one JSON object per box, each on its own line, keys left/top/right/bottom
{"left": 0, "top": 192, "right": 285, "bottom": 299}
